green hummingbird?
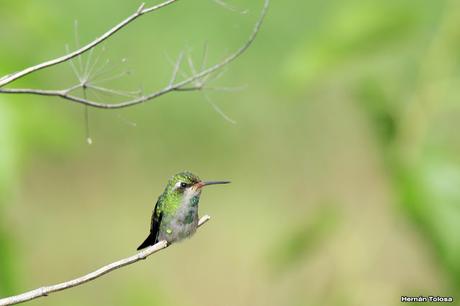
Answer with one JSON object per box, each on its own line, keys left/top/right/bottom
{"left": 137, "top": 171, "right": 230, "bottom": 250}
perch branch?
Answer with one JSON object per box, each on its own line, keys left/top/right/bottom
{"left": 0, "top": 215, "right": 211, "bottom": 306}
{"left": 0, "top": 0, "right": 269, "bottom": 109}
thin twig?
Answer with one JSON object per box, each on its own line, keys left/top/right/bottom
{"left": 0, "top": 0, "right": 179, "bottom": 87}
{"left": 0, "top": 215, "right": 211, "bottom": 306}
{"left": 204, "top": 92, "right": 236, "bottom": 124}
{"left": 169, "top": 52, "right": 185, "bottom": 87}
{"left": 0, "top": 0, "right": 270, "bottom": 109}
{"left": 212, "top": 0, "right": 249, "bottom": 14}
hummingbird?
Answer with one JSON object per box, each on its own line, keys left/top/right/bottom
{"left": 137, "top": 171, "right": 230, "bottom": 250}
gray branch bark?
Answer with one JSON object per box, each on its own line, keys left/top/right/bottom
{"left": 0, "top": 1, "right": 178, "bottom": 87}
{"left": 0, "top": 215, "right": 211, "bottom": 306}
{"left": 0, "top": 0, "right": 269, "bottom": 109}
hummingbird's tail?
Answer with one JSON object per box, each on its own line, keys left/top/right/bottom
{"left": 137, "top": 233, "right": 157, "bottom": 250}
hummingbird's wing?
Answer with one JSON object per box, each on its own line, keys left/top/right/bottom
{"left": 149, "top": 200, "right": 163, "bottom": 239}
{"left": 136, "top": 198, "right": 163, "bottom": 250}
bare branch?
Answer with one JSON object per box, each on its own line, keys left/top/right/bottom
{"left": 86, "top": 84, "right": 140, "bottom": 98}
{"left": 204, "top": 84, "right": 248, "bottom": 92}
{"left": 165, "top": 51, "right": 190, "bottom": 80}
{"left": 0, "top": 0, "right": 270, "bottom": 109}
{"left": 200, "top": 42, "right": 209, "bottom": 73}
{"left": 212, "top": 0, "right": 249, "bottom": 14}
{"left": 0, "top": 0, "right": 179, "bottom": 88}
{"left": 187, "top": 53, "right": 198, "bottom": 77}
{"left": 204, "top": 92, "right": 236, "bottom": 124}
{"left": 137, "top": 3, "right": 146, "bottom": 14}
{"left": 0, "top": 215, "right": 211, "bottom": 306}
{"left": 169, "top": 52, "right": 185, "bottom": 87}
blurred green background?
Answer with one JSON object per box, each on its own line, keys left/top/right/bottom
{"left": 0, "top": 0, "right": 459, "bottom": 305}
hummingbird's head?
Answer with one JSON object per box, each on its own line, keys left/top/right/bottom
{"left": 166, "top": 171, "right": 230, "bottom": 199}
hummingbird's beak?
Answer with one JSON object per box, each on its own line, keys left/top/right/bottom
{"left": 196, "top": 180, "right": 231, "bottom": 189}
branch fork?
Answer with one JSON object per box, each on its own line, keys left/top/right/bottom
{"left": 0, "top": 0, "right": 269, "bottom": 110}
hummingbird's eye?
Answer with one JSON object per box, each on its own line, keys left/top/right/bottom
{"left": 180, "top": 182, "right": 187, "bottom": 188}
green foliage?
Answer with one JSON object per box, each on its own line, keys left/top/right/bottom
{"left": 0, "top": 101, "right": 19, "bottom": 200}
{"left": 270, "top": 204, "right": 341, "bottom": 272}
{"left": 0, "top": 225, "right": 16, "bottom": 296}
{"left": 283, "top": 1, "right": 420, "bottom": 88}
{"left": 0, "top": 0, "right": 459, "bottom": 304}
{"left": 0, "top": 86, "right": 76, "bottom": 297}
{"left": 0, "top": 101, "right": 18, "bottom": 295}
{"left": 280, "top": 0, "right": 460, "bottom": 296}
{"left": 394, "top": 152, "right": 460, "bottom": 290}
{"left": 355, "top": 77, "right": 397, "bottom": 146}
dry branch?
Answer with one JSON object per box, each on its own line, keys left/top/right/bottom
{"left": 0, "top": 1, "right": 178, "bottom": 87}
{"left": 0, "top": 0, "right": 270, "bottom": 109}
{"left": 0, "top": 215, "right": 211, "bottom": 306}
